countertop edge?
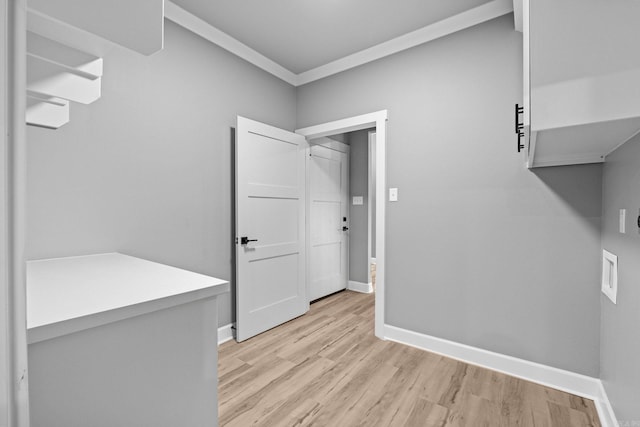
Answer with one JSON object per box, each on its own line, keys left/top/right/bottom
{"left": 28, "top": 281, "right": 230, "bottom": 344}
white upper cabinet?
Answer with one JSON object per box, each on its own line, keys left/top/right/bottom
{"left": 517, "top": 0, "right": 640, "bottom": 168}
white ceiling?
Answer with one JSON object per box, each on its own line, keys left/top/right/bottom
{"left": 170, "top": 0, "right": 496, "bottom": 74}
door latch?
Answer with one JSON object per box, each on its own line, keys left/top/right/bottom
{"left": 240, "top": 236, "right": 258, "bottom": 245}
{"left": 342, "top": 226, "right": 349, "bottom": 231}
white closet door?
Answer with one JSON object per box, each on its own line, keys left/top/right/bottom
{"left": 308, "top": 143, "right": 349, "bottom": 301}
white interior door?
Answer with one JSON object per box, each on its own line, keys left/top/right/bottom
{"left": 235, "top": 116, "right": 308, "bottom": 342}
{"left": 308, "top": 141, "right": 349, "bottom": 301}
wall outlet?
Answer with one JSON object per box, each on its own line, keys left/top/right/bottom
{"left": 620, "top": 209, "right": 626, "bottom": 234}
{"left": 352, "top": 196, "right": 363, "bottom": 205}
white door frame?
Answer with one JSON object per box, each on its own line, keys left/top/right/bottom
{"left": 2, "top": 0, "right": 30, "bottom": 425}
{"left": 296, "top": 110, "right": 387, "bottom": 338}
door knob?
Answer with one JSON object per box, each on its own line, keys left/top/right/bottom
{"left": 240, "top": 236, "right": 258, "bottom": 245}
{"left": 342, "top": 226, "right": 349, "bottom": 231}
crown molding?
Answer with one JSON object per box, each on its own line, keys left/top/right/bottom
{"left": 296, "top": 0, "right": 514, "bottom": 85}
{"left": 164, "top": 1, "right": 298, "bottom": 86}
{"left": 165, "top": 0, "right": 514, "bottom": 87}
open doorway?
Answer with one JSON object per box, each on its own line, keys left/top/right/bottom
{"left": 296, "top": 110, "right": 387, "bottom": 338}
{"left": 306, "top": 135, "right": 350, "bottom": 302}
{"left": 306, "top": 128, "right": 376, "bottom": 302}
{"left": 234, "top": 111, "right": 387, "bottom": 341}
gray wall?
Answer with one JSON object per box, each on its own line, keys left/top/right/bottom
{"left": 347, "top": 129, "right": 370, "bottom": 284}
{"left": 327, "top": 133, "right": 348, "bottom": 144}
{"left": 25, "top": 13, "right": 609, "bottom": 381}
{"left": 601, "top": 135, "right": 640, "bottom": 423}
{"left": 371, "top": 132, "right": 376, "bottom": 259}
{"left": 296, "top": 15, "right": 602, "bottom": 376}
{"left": 26, "top": 21, "right": 297, "bottom": 327}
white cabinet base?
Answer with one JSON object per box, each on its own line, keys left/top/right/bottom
{"left": 29, "top": 298, "right": 219, "bottom": 427}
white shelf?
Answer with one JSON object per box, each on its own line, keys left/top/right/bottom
{"left": 26, "top": 93, "right": 69, "bottom": 129}
{"left": 27, "top": 253, "right": 229, "bottom": 344}
{"left": 27, "top": 54, "right": 102, "bottom": 105}
{"left": 27, "top": 31, "right": 103, "bottom": 78}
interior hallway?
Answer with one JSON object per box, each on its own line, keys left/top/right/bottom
{"left": 218, "top": 291, "right": 600, "bottom": 426}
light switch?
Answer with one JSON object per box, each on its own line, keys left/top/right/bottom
{"left": 389, "top": 188, "right": 398, "bottom": 202}
{"left": 620, "top": 209, "right": 626, "bottom": 234}
{"left": 352, "top": 196, "right": 363, "bottom": 205}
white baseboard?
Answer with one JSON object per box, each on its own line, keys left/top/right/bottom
{"left": 218, "top": 323, "right": 235, "bottom": 345}
{"left": 348, "top": 280, "right": 373, "bottom": 294}
{"left": 595, "top": 382, "right": 619, "bottom": 427}
{"left": 383, "top": 324, "right": 618, "bottom": 427}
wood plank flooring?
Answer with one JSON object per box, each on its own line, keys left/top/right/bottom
{"left": 219, "top": 291, "right": 601, "bottom": 427}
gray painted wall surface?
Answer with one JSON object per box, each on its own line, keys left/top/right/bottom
{"left": 348, "top": 129, "right": 370, "bottom": 284}
{"left": 371, "top": 131, "right": 376, "bottom": 258}
{"left": 328, "top": 133, "right": 348, "bottom": 144}
{"left": 26, "top": 21, "right": 297, "bottom": 327}
{"left": 601, "top": 135, "right": 640, "bottom": 423}
{"left": 296, "top": 15, "right": 602, "bottom": 376}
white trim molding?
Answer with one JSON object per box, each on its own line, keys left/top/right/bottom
{"left": 347, "top": 281, "right": 374, "bottom": 294}
{"left": 296, "top": 110, "right": 386, "bottom": 139}
{"left": 218, "top": 323, "right": 235, "bottom": 345}
{"left": 164, "top": 2, "right": 297, "bottom": 86}
{"left": 384, "top": 324, "right": 618, "bottom": 427}
{"left": 296, "top": 0, "right": 513, "bottom": 85}
{"left": 165, "top": 0, "right": 513, "bottom": 86}
{"left": 596, "top": 382, "right": 620, "bottom": 427}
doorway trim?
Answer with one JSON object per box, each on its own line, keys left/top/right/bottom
{"left": 295, "top": 110, "right": 387, "bottom": 339}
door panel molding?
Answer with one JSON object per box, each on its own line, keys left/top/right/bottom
{"left": 235, "top": 116, "right": 308, "bottom": 342}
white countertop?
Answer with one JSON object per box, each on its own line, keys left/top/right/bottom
{"left": 27, "top": 253, "right": 229, "bottom": 344}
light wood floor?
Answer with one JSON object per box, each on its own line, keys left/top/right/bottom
{"left": 219, "top": 291, "right": 600, "bottom": 427}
